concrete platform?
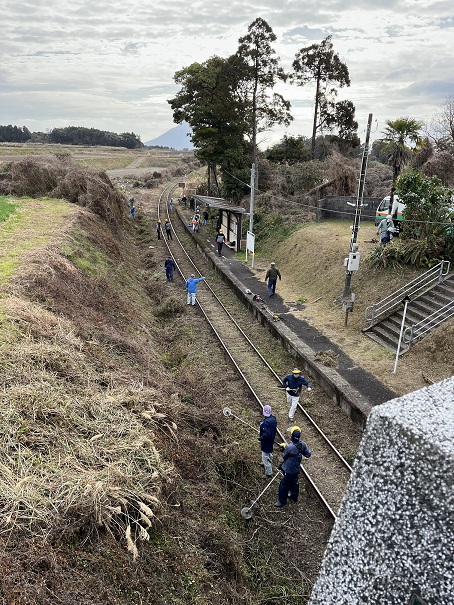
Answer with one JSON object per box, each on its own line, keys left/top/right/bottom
{"left": 185, "top": 221, "right": 397, "bottom": 429}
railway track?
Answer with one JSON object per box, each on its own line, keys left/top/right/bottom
{"left": 155, "top": 183, "right": 352, "bottom": 519}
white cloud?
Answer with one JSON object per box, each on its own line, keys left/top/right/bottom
{"left": 0, "top": 0, "right": 453, "bottom": 144}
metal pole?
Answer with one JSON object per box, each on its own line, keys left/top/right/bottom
{"left": 342, "top": 113, "right": 373, "bottom": 301}
{"left": 249, "top": 163, "right": 255, "bottom": 234}
{"left": 393, "top": 296, "right": 411, "bottom": 374}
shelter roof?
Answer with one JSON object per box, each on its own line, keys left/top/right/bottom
{"left": 193, "top": 195, "right": 248, "bottom": 215}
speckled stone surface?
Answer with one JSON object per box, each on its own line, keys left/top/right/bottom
{"left": 309, "top": 377, "right": 454, "bottom": 605}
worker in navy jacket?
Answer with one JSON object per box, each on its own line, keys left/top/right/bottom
{"left": 282, "top": 368, "right": 311, "bottom": 421}
{"left": 275, "top": 427, "right": 311, "bottom": 507}
{"left": 258, "top": 405, "right": 277, "bottom": 478}
{"left": 164, "top": 256, "right": 176, "bottom": 282}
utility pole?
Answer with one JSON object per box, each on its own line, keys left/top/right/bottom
{"left": 246, "top": 163, "right": 256, "bottom": 269}
{"left": 342, "top": 113, "right": 373, "bottom": 325}
{"left": 249, "top": 163, "right": 255, "bottom": 233}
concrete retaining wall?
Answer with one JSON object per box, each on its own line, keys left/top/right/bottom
{"left": 308, "top": 377, "right": 454, "bottom": 605}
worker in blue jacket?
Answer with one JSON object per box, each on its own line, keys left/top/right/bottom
{"left": 185, "top": 274, "right": 205, "bottom": 305}
{"left": 258, "top": 405, "right": 277, "bottom": 478}
{"left": 275, "top": 426, "right": 311, "bottom": 507}
{"left": 282, "top": 368, "right": 312, "bottom": 421}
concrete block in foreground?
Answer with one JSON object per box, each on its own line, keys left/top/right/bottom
{"left": 309, "top": 377, "right": 454, "bottom": 605}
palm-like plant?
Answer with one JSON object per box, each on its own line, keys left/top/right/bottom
{"left": 382, "top": 117, "right": 423, "bottom": 184}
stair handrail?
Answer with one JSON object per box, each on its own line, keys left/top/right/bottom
{"left": 365, "top": 260, "right": 451, "bottom": 326}
{"left": 403, "top": 300, "right": 454, "bottom": 348}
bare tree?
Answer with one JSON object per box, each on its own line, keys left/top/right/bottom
{"left": 427, "top": 95, "right": 454, "bottom": 152}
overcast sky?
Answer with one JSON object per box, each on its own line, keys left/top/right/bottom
{"left": 1, "top": 0, "right": 453, "bottom": 146}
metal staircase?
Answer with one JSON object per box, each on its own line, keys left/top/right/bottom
{"left": 363, "top": 261, "right": 454, "bottom": 354}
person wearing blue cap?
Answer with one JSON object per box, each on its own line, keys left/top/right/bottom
{"left": 185, "top": 273, "right": 205, "bottom": 305}
{"left": 274, "top": 426, "right": 311, "bottom": 507}
{"left": 258, "top": 405, "right": 277, "bottom": 478}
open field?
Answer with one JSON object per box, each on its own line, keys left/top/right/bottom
{"left": 0, "top": 143, "right": 195, "bottom": 174}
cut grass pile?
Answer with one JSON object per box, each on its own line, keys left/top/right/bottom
{"left": 0, "top": 155, "right": 125, "bottom": 227}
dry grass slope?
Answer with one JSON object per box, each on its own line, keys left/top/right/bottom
{"left": 0, "top": 163, "right": 331, "bottom": 605}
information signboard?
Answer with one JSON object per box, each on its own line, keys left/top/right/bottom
{"left": 246, "top": 231, "right": 255, "bottom": 268}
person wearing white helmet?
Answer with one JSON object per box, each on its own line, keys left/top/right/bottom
{"left": 265, "top": 262, "right": 281, "bottom": 297}
{"left": 281, "top": 368, "right": 312, "bottom": 421}
{"left": 376, "top": 214, "right": 395, "bottom": 246}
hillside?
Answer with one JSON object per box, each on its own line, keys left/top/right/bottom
{"left": 251, "top": 220, "right": 453, "bottom": 396}
{"left": 144, "top": 122, "right": 194, "bottom": 150}
{"left": 0, "top": 164, "right": 337, "bottom": 604}
{"left": 0, "top": 151, "right": 451, "bottom": 604}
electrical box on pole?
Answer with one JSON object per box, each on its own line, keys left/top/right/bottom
{"left": 341, "top": 113, "right": 373, "bottom": 325}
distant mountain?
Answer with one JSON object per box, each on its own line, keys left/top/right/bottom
{"left": 144, "top": 122, "right": 194, "bottom": 150}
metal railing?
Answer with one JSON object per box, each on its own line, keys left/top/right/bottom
{"left": 365, "top": 260, "right": 451, "bottom": 326}
{"left": 403, "top": 300, "right": 454, "bottom": 349}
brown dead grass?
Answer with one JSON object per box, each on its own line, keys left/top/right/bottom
{"left": 254, "top": 219, "right": 453, "bottom": 395}
{"left": 0, "top": 155, "right": 125, "bottom": 227}
{"left": 1, "top": 182, "right": 332, "bottom": 604}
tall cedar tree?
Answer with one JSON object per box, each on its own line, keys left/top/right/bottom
{"left": 235, "top": 18, "right": 292, "bottom": 188}
{"left": 292, "top": 36, "right": 351, "bottom": 159}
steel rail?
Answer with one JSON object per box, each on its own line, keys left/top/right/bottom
{"left": 156, "top": 185, "right": 341, "bottom": 520}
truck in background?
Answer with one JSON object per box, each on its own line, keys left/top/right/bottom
{"left": 375, "top": 195, "right": 405, "bottom": 227}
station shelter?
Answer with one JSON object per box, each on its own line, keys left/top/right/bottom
{"left": 193, "top": 195, "right": 248, "bottom": 253}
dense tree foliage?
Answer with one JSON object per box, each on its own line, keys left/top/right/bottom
{"left": 369, "top": 170, "right": 454, "bottom": 268}
{"left": 48, "top": 127, "right": 143, "bottom": 148}
{"left": 169, "top": 57, "right": 247, "bottom": 165}
{"left": 0, "top": 125, "right": 143, "bottom": 148}
{"left": 291, "top": 36, "right": 353, "bottom": 159}
{"left": 396, "top": 170, "right": 453, "bottom": 240}
{"left": 265, "top": 135, "right": 310, "bottom": 164}
{"left": 168, "top": 56, "right": 250, "bottom": 200}
{"left": 168, "top": 19, "right": 291, "bottom": 197}
{"left": 0, "top": 125, "right": 32, "bottom": 142}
